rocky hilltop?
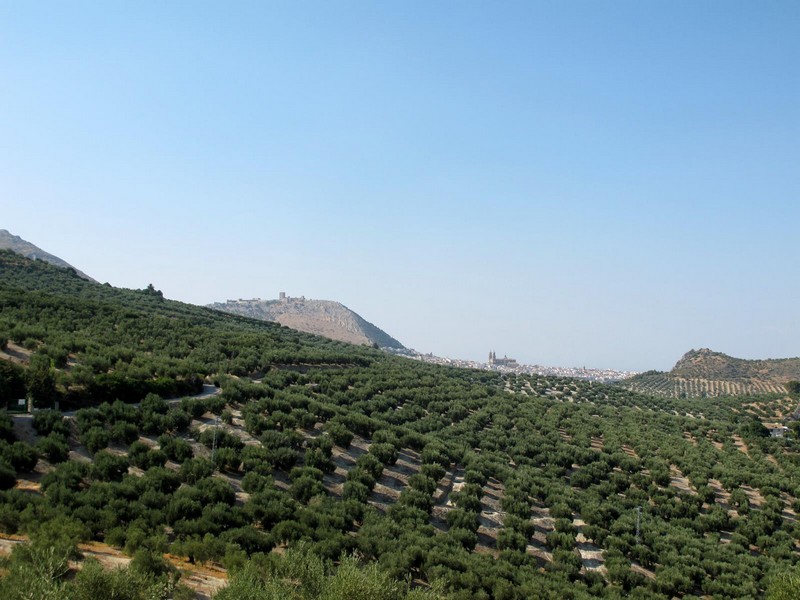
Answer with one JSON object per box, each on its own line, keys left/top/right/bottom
{"left": 208, "top": 294, "right": 404, "bottom": 349}
{"left": 620, "top": 348, "right": 800, "bottom": 398}
{"left": 0, "top": 229, "right": 95, "bottom": 282}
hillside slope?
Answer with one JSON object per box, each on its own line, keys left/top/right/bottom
{"left": 208, "top": 295, "right": 404, "bottom": 349}
{"left": 620, "top": 348, "right": 799, "bottom": 398}
{"left": 2, "top": 252, "right": 800, "bottom": 599}
{"left": 0, "top": 229, "right": 95, "bottom": 282}
{"left": 673, "top": 348, "right": 800, "bottom": 382}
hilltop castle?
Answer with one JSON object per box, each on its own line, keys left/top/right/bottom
{"left": 279, "top": 292, "right": 305, "bottom": 303}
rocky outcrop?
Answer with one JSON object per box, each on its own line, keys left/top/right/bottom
{"left": 208, "top": 296, "right": 404, "bottom": 349}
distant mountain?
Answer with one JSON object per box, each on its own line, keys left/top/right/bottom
{"left": 620, "top": 348, "right": 800, "bottom": 398}
{"left": 0, "top": 229, "right": 95, "bottom": 282}
{"left": 208, "top": 294, "right": 405, "bottom": 349}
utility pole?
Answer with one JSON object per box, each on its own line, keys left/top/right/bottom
{"left": 211, "top": 415, "right": 220, "bottom": 462}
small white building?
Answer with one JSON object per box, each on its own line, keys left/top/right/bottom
{"left": 765, "top": 423, "right": 790, "bottom": 438}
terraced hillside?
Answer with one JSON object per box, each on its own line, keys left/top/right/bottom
{"left": 673, "top": 348, "right": 800, "bottom": 382}
{"left": 620, "top": 348, "right": 799, "bottom": 398}
{"left": 2, "top": 252, "right": 800, "bottom": 599}
{"left": 622, "top": 372, "right": 787, "bottom": 398}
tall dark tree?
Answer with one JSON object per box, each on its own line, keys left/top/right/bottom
{"left": 0, "top": 361, "right": 26, "bottom": 409}
{"left": 26, "top": 353, "right": 56, "bottom": 409}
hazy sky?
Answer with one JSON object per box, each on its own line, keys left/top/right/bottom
{"left": 2, "top": 1, "right": 798, "bottom": 371}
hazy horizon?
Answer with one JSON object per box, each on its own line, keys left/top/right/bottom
{"left": 3, "top": 2, "right": 798, "bottom": 372}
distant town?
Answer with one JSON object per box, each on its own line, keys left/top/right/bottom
{"left": 384, "top": 348, "right": 638, "bottom": 383}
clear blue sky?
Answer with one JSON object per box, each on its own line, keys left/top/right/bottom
{"left": 2, "top": 1, "right": 798, "bottom": 371}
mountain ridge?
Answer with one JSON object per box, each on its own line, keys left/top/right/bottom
{"left": 0, "top": 229, "right": 96, "bottom": 282}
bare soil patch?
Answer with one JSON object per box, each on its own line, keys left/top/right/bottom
{"left": 69, "top": 445, "right": 93, "bottom": 463}
{"left": 525, "top": 543, "right": 552, "bottom": 565}
{"left": 631, "top": 562, "right": 656, "bottom": 580}
{"left": 430, "top": 465, "right": 458, "bottom": 533}
{"left": 0, "top": 534, "right": 25, "bottom": 556}
{"left": 322, "top": 438, "right": 369, "bottom": 498}
{"left": 322, "top": 464, "right": 347, "bottom": 497}
{"left": 333, "top": 438, "right": 367, "bottom": 462}
{"left": 718, "top": 530, "right": 733, "bottom": 544}
{"left": 77, "top": 540, "right": 132, "bottom": 569}
{"left": 708, "top": 479, "right": 736, "bottom": 516}
{"left": 732, "top": 435, "right": 750, "bottom": 457}
{"left": 13, "top": 458, "right": 52, "bottom": 493}
{"left": 0, "top": 342, "right": 32, "bottom": 365}
{"left": 475, "top": 478, "right": 505, "bottom": 553}
{"left": 11, "top": 414, "right": 37, "bottom": 444}
{"left": 669, "top": 465, "right": 697, "bottom": 496}
{"left": 367, "top": 448, "right": 421, "bottom": 513}
{"left": 573, "top": 517, "right": 605, "bottom": 574}
{"left": 271, "top": 469, "right": 291, "bottom": 492}
{"left": 740, "top": 485, "right": 765, "bottom": 509}
{"left": 781, "top": 494, "right": 798, "bottom": 525}
{"left": 622, "top": 445, "right": 639, "bottom": 459}
{"left": 350, "top": 435, "right": 372, "bottom": 455}
{"left": 166, "top": 554, "right": 228, "bottom": 599}
{"left": 526, "top": 502, "right": 554, "bottom": 565}
{"left": 215, "top": 471, "right": 250, "bottom": 505}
